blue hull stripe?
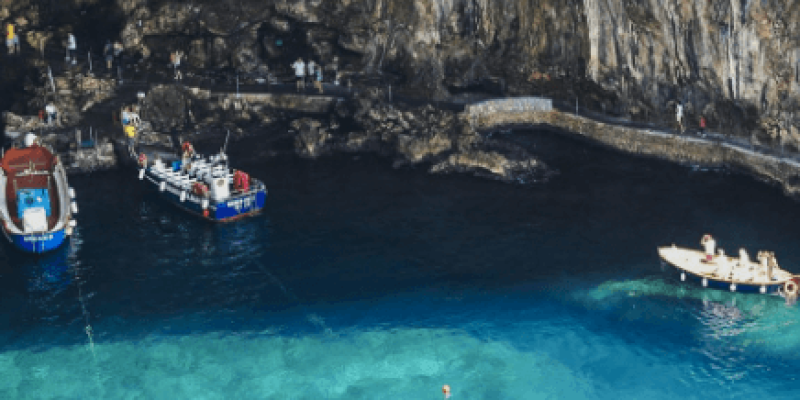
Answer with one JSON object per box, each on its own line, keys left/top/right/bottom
{"left": 3, "top": 228, "right": 67, "bottom": 254}
{"left": 144, "top": 171, "right": 267, "bottom": 221}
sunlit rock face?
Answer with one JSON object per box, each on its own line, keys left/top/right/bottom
{"left": 2, "top": 0, "right": 799, "bottom": 146}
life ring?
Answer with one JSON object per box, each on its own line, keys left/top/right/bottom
{"left": 785, "top": 280, "right": 799, "bottom": 296}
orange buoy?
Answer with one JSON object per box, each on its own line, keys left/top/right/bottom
{"left": 442, "top": 384, "right": 451, "bottom": 398}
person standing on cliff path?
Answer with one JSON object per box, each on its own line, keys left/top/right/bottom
{"left": 66, "top": 33, "right": 77, "bottom": 65}
{"left": 6, "top": 23, "right": 20, "bottom": 55}
{"left": 45, "top": 103, "right": 58, "bottom": 125}
{"left": 104, "top": 40, "right": 114, "bottom": 71}
{"left": 699, "top": 116, "right": 707, "bottom": 135}
{"left": 314, "top": 65, "right": 324, "bottom": 94}
{"left": 171, "top": 50, "right": 184, "bottom": 81}
{"left": 292, "top": 58, "right": 306, "bottom": 92}
{"left": 307, "top": 59, "right": 316, "bottom": 87}
{"left": 676, "top": 102, "right": 684, "bottom": 133}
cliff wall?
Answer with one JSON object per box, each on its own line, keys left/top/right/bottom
{"left": 2, "top": 0, "right": 799, "bottom": 149}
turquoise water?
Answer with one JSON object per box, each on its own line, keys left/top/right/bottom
{"left": 2, "top": 128, "right": 800, "bottom": 399}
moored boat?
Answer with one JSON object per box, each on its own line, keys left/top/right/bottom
{"left": 658, "top": 237, "right": 800, "bottom": 296}
{"left": 0, "top": 134, "right": 77, "bottom": 253}
{"left": 136, "top": 142, "right": 267, "bottom": 221}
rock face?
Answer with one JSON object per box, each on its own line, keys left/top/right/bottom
{"left": 2, "top": 0, "right": 799, "bottom": 154}
{"left": 291, "top": 91, "right": 550, "bottom": 182}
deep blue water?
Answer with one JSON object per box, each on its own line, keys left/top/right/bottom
{"left": 1, "top": 128, "right": 800, "bottom": 399}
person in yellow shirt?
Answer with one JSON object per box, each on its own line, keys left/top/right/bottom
{"left": 6, "top": 23, "right": 19, "bottom": 55}
{"left": 124, "top": 124, "right": 136, "bottom": 154}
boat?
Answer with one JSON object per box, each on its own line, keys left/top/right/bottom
{"left": 658, "top": 238, "right": 800, "bottom": 296}
{"left": 136, "top": 142, "right": 267, "bottom": 221}
{"left": 0, "top": 134, "right": 77, "bottom": 253}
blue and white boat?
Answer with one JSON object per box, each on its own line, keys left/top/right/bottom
{"left": 658, "top": 243, "right": 799, "bottom": 296}
{"left": 137, "top": 143, "right": 267, "bottom": 221}
{"left": 0, "top": 134, "right": 77, "bottom": 253}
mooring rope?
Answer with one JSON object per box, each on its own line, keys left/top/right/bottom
{"left": 68, "top": 232, "right": 104, "bottom": 395}
{"left": 252, "top": 260, "right": 333, "bottom": 335}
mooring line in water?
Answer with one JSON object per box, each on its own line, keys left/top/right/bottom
{"left": 68, "top": 234, "right": 104, "bottom": 395}
{"left": 252, "top": 260, "right": 333, "bottom": 335}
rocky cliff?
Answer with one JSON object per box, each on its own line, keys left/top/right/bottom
{"left": 2, "top": 0, "right": 799, "bottom": 148}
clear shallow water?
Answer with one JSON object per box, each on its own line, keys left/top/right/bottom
{"left": 1, "top": 128, "right": 800, "bottom": 399}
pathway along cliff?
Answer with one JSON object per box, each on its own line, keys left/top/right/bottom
{"left": 467, "top": 98, "right": 800, "bottom": 197}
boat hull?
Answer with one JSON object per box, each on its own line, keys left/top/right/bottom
{"left": 143, "top": 170, "right": 267, "bottom": 222}
{"left": 2, "top": 226, "right": 67, "bottom": 254}
{"left": 667, "top": 263, "right": 784, "bottom": 294}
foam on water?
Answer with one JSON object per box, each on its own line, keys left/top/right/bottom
{"left": 582, "top": 276, "right": 800, "bottom": 361}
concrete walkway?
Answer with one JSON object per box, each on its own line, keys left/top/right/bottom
{"left": 466, "top": 97, "right": 800, "bottom": 196}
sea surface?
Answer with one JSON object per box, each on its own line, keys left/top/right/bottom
{"left": 1, "top": 127, "right": 800, "bottom": 399}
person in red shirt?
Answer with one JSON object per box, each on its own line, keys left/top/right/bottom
{"left": 699, "top": 116, "right": 707, "bottom": 134}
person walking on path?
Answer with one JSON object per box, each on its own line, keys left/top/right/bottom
{"left": 171, "top": 50, "right": 184, "bottom": 81}
{"left": 45, "top": 103, "right": 58, "bottom": 125}
{"left": 676, "top": 102, "right": 684, "bottom": 133}
{"left": 6, "top": 23, "right": 20, "bottom": 55}
{"left": 66, "top": 33, "right": 77, "bottom": 64}
{"left": 699, "top": 116, "right": 707, "bottom": 135}
{"left": 104, "top": 40, "right": 114, "bottom": 70}
{"left": 124, "top": 123, "right": 137, "bottom": 155}
{"left": 122, "top": 107, "right": 131, "bottom": 126}
{"left": 314, "top": 65, "right": 323, "bottom": 94}
{"left": 292, "top": 57, "right": 306, "bottom": 92}
{"left": 306, "top": 59, "right": 316, "bottom": 86}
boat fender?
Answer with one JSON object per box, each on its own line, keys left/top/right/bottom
{"left": 69, "top": 219, "right": 77, "bottom": 228}
{"left": 69, "top": 188, "right": 76, "bottom": 199}
{"left": 785, "top": 280, "right": 799, "bottom": 297}
{"left": 66, "top": 225, "right": 73, "bottom": 236}
{"left": 680, "top": 272, "right": 686, "bottom": 282}
{"left": 760, "top": 285, "right": 766, "bottom": 294}
{"left": 730, "top": 283, "right": 737, "bottom": 292}
{"left": 702, "top": 278, "right": 708, "bottom": 287}
{"left": 180, "top": 191, "right": 186, "bottom": 202}
{"left": 201, "top": 199, "right": 209, "bottom": 209}
{"left": 139, "top": 168, "right": 145, "bottom": 180}
{"left": 70, "top": 201, "right": 78, "bottom": 214}
{"left": 159, "top": 181, "right": 166, "bottom": 192}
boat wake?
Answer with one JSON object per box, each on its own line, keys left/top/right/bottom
{"left": 582, "top": 277, "right": 800, "bottom": 355}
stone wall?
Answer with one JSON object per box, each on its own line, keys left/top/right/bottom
{"left": 467, "top": 98, "right": 800, "bottom": 196}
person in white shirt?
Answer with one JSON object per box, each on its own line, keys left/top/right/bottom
{"left": 45, "top": 103, "right": 58, "bottom": 125}
{"left": 701, "top": 234, "right": 715, "bottom": 263}
{"left": 291, "top": 58, "right": 306, "bottom": 92}
{"left": 67, "top": 33, "right": 77, "bottom": 64}
{"left": 171, "top": 50, "right": 184, "bottom": 80}
{"left": 676, "top": 102, "right": 684, "bottom": 133}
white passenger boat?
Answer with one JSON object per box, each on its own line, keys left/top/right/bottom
{"left": 658, "top": 242, "right": 799, "bottom": 296}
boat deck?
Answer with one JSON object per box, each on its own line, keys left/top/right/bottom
{"left": 1, "top": 145, "right": 61, "bottom": 231}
